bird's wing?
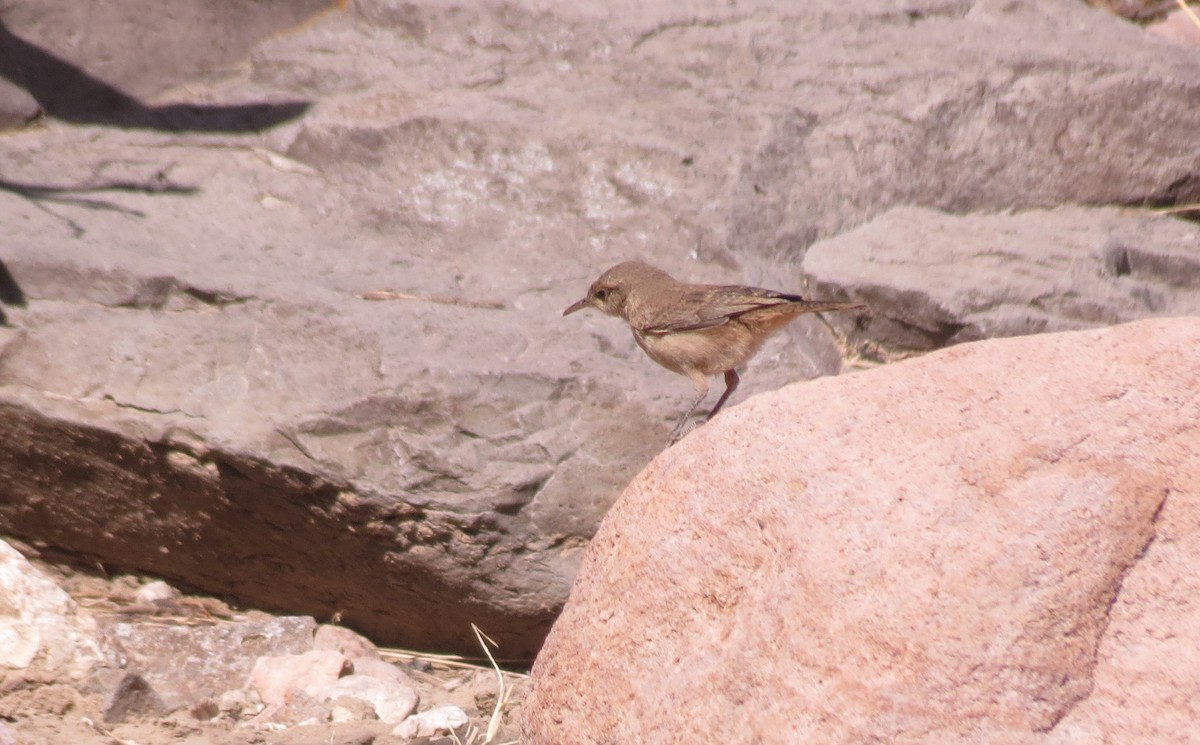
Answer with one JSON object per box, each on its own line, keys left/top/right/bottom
{"left": 637, "top": 285, "right": 791, "bottom": 334}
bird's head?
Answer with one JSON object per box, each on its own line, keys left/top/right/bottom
{"left": 562, "top": 261, "right": 669, "bottom": 320}
{"left": 563, "top": 278, "right": 626, "bottom": 318}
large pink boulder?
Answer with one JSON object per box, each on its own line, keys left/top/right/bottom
{"left": 523, "top": 318, "right": 1200, "bottom": 744}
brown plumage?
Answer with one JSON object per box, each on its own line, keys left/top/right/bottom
{"left": 563, "top": 261, "right": 865, "bottom": 443}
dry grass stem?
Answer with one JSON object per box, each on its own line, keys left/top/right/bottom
{"left": 1152, "top": 202, "right": 1200, "bottom": 215}
{"left": 472, "top": 623, "right": 507, "bottom": 745}
{"left": 358, "top": 289, "right": 506, "bottom": 310}
{"left": 81, "top": 717, "right": 138, "bottom": 745}
{"left": 376, "top": 647, "right": 530, "bottom": 676}
{"left": 1175, "top": 0, "right": 1200, "bottom": 30}
{"left": 378, "top": 640, "right": 527, "bottom": 744}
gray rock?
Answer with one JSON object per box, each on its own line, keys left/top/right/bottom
{"left": 801, "top": 206, "right": 1200, "bottom": 355}
{"left": 314, "top": 624, "right": 380, "bottom": 660}
{"left": 725, "top": 0, "right": 1200, "bottom": 258}
{"left": 217, "top": 687, "right": 263, "bottom": 720}
{"left": 102, "top": 616, "right": 316, "bottom": 712}
{"left": 349, "top": 656, "right": 416, "bottom": 690}
{"left": 0, "top": 540, "right": 112, "bottom": 685}
{"left": 0, "top": 0, "right": 332, "bottom": 122}
{"left": 329, "top": 694, "right": 378, "bottom": 723}
{"left": 393, "top": 704, "right": 469, "bottom": 739}
{"left": 133, "top": 579, "right": 181, "bottom": 607}
{"left": 1, "top": 0, "right": 1197, "bottom": 661}
{"left": 248, "top": 649, "right": 352, "bottom": 707}
{"left": 251, "top": 688, "right": 331, "bottom": 728}
{"left": 316, "top": 673, "right": 419, "bottom": 723}
{"left": 101, "top": 673, "right": 168, "bottom": 724}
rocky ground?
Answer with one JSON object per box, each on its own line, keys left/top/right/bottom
{"left": 1, "top": 541, "right": 526, "bottom": 745}
{"left": 1, "top": 0, "right": 1198, "bottom": 743}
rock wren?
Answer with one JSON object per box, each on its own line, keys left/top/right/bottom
{"left": 563, "top": 261, "right": 865, "bottom": 443}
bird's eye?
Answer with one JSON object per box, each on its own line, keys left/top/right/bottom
{"left": 594, "top": 289, "right": 610, "bottom": 302}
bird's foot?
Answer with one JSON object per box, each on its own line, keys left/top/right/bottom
{"left": 666, "top": 418, "right": 702, "bottom": 446}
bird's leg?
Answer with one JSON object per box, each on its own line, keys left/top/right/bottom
{"left": 668, "top": 373, "right": 709, "bottom": 444}
{"left": 706, "top": 369, "right": 740, "bottom": 421}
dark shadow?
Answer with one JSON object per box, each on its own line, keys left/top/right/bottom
{"left": 0, "top": 258, "right": 25, "bottom": 326}
{"left": 0, "top": 174, "right": 198, "bottom": 237}
{"left": 0, "top": 17, "right": 309, "bottom": 132}
{"left": 0, "top": 259, "right": 25, "bottom": 306}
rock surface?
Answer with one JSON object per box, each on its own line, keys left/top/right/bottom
{"left": 0, "top": 0, "right": 330, "bottom": 126}
{"left": 1, "top": 0, "right": 1198, "bottom": 658}
{"left": 523, "top": 317, "right": 1200, "bottom": 744}
{"left": 316, "top": 674, "right": 419, "bottom": 724}
{"left": 101, "top": 674, "right": 169, "bottom": 724}
{"left": 0, "top": 541, "right": 112, "bottom": 685}
{"left": 802, "top": 206, "right": 1200, "bottom": 356}
{"left": 1147, "top": 7, "right": 1200, "bottom": 47}
{"left": 0, "top": 541, "right": 523, "bottom": 743}
{"left": 393, "top": 704, "right": 470, "bottom": 740}
{"left": 249, "top": 650, "right": 353, "bottom": 707}
{"left": 104, "top": 615, "right": 317, "bottom": 711}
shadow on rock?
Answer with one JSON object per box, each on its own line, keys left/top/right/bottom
{"left": 0, "top": 18, "right": 309, "bottom": 132}
{"left": 0, "top": 258, "right": 24, "bottom": 326}
{"left": 0, "top": 175, "right": 198, "bottom": 238}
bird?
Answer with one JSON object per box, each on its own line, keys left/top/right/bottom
{"left": 563, "top": 260, "right": 865, "bottom": 443}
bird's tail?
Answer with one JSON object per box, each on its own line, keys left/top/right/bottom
{"left": 780, "top": 298, "right": 866, "bottom": 315}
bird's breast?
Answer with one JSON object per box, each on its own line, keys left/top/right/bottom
{"left": 632, "top": 323, "right": 760, "bottom": 376}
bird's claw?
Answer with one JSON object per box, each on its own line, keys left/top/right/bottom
{"left": 666, "top": 418, "right": 701, "bottom": 446}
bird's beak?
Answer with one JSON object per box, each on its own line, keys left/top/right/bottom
{"left": 562, "top": 297, "right": 591, "bottom": 316}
